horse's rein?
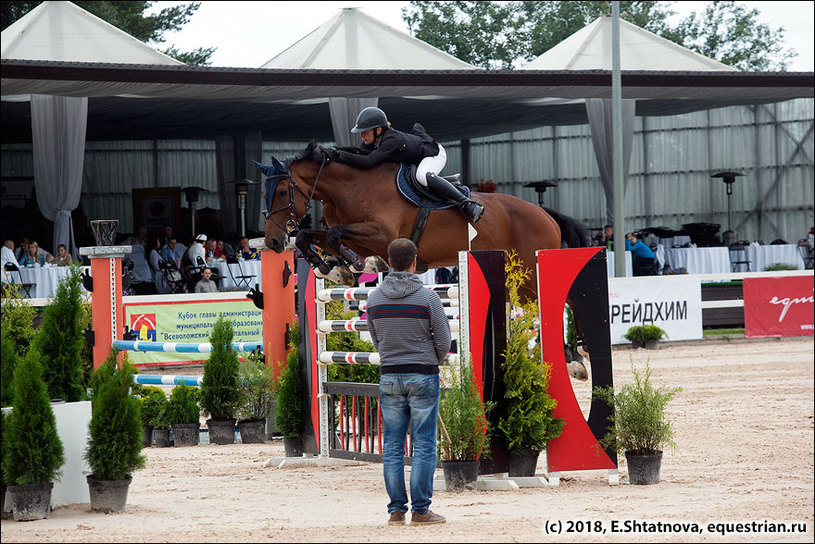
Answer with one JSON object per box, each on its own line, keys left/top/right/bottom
{"left": 264, "top": 150, "right": 328, "bottom": 233}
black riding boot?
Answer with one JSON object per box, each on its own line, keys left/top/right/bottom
{"left": 425, "top": 173, "right": 484, "bottom": 223}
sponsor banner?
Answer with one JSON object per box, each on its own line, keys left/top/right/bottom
{"left": 123, "top": 294, "right": 263, "bottom": 366}
{"left": 744, "top": 276, "right": 814, "bottom": 338}
{"left": 608, "top": 276, "right": 702, "bottom": 344}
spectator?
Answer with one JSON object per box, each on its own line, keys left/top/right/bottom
{"left": 2, "top": 239, "right": 20, "bottom": 269}
{"left": 625, "top": 232, "right": 657, "bottom": 276}
{"left": 161, "top": 236, "right": 186, "bottom": 263}
{"left": 194, "top": 267, "right": 218, "bottom": 293}
{"left": 51, "top": 243, "right": 74, "bottom": 267}
{"left": 126, "top": 226, "right": 148, "bottom": 248}
{"left": 238, "top": 236, "right": 259, "bottom": 260}
{"left": 14, "top": 237, "right": 29, "bottom": 261}
{"left": 188, "top": 234, "right": 207, "bottom": 266}
{"left": 146, "top": 236, "right": 168, "bottom": 294}
{"left": 161, "top": 224, "right": 175, "bottom": 247}
{"left": 205, "top": 237, "right": 220, "bottom": 262}
{"left": 18, "top": 240, "right": 46, "bottom": 267}
{"left": 599, "top": 224, "right": 614, "bottom": 250}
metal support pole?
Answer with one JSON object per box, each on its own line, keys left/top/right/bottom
{"left": 611, "top": 2, "right": 626, "bottom": 278}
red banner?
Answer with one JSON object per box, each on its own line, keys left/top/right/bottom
{"left": 744, "top": 276, "right": 814, "bottom": 338}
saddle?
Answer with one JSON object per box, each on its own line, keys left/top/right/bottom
{"left": 395, "top": 164, "right": 468, "bottom": 209}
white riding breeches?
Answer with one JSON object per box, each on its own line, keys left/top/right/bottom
{"left": 415, "top": 144, "right": 447, "bottom": 187}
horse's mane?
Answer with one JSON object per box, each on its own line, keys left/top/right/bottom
{"left": 544, "top": 207, "right": 591, "bottom": 249}
{"left": 289, "top": 140, "right": 322, "bottom": 164}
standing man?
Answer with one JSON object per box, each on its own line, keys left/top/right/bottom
{"left": 365, "top": 238, "right": 451, "bottom": 526}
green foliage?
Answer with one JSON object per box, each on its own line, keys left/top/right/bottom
{"left": 325, "top": 301, "right": 379, "bottom": 384}
{"left": 237, "top": 354, "right": 276, "bottom": 422}
{"left": 200, "top": 317, "right": 240, "bottom": 420}
{"left": 498, "top": 250, "right": 564, "bottom": 453}
{"left": 2, "top": 351, "right": 65, "bottom": 485}
{"left": 166, "top": 384, "right": 201, "bottom": 425}
{"left": 0, "top": 410, "right": 6, "bottom": 485}
{"left": 403, "top": 1, "right": 794, "bottom": 71}
{"left": 565, "top": 304, "right": 577, "bottom": 353}
{"left": 0, "top": 1, "right": 215, "bottom": 65}
{"left": 624, "top": 325, "right": 667, "bottom": 344}
{"left": 0, "top": 284, "right": 36, "bottom": 358}
{"left": 1, "top": 328, "right": 21, "bottom": 406}
{"left": 275, "top": 322, "right": 303, "bottom": 439}
{"left": 138, "top": 386, "right": 168, "bottom": 428}
{"left": 85, "top": 350, "right": 145, "bottom": 481}
{"left": 32, "top": 265, "right": 86, "bottom": 402}
{"left": 764, "top": 263, "right": 797, "bottom": 271}
{"left": 438, "top": 360, "right": 494, "bottom": 461}
{"left": 593, "top": 361, "right": 682, "bottom": 455}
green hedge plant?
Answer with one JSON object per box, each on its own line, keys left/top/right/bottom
{"left": 275, "top": 321, "right": 303, "bottom": 440}
{"left": 166, "top": 384, "right": 201, "bottom": 425}
{"left": 624, "top": 325, "right": 667, "bottom": 345}
{"left": 438, "top": 360, "right": 493, "bottom": 461}
{"left": 237, "top": 353, "right": 277, "bottom": 423}
{"left": 200, "top": 317, "right": 240, "bottom": 421}
{"left": 2, "top": 351, "right": 65, "bottom": 486}
{"left": 84, "top": 350, "right": 145, "bottom": 481}
{"left": 138, "top": 386, "right": 168, "bottom": 428}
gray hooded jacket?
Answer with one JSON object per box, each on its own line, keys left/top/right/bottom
{"left": 366, "top": 271, "right": 451, "bottom": 374}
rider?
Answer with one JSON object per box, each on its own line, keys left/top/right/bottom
{"left": 333, "top": 107, "right": 484, "bottom": 223}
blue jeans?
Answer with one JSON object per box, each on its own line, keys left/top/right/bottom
{"left": 379, "top": 373, "right": 440, "bottom": 514}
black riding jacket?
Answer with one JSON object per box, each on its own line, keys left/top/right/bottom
{"left": 335, "top": 123, "right": 439, "bottom": 168}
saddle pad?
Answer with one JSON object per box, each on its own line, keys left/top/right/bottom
{"left": 396, "top": 164, "right": 470, "bottom": 210}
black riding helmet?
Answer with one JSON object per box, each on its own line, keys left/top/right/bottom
{"left": 351, "top": 106, "right": 388, "bottom": 133}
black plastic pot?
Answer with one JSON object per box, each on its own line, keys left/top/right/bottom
{"left": 626, "top": 451, "right": 663, "bottom": 485}
{"left": 441, "top": 460, "right": 479, "bottom": 491}
{"left": 171, "top": 423, "right": 200, "bottom": 447}
{"left": 7, "top": 482, "right": 53, "bottom": 521}
{"left": 87, "top": 475, "right": 132, "bottom": 513}
{"left": 237, "top": 419, "right": 266, "bottom": 444}
{"left": 207, "top": 418, "right": 236, "bottom": 445}
{"left": 283, "top": 436, "right": 303, "bottom": 457}
{"left": 154, "top": 428, "right": 172, "bottom": 447}
{"left": 508, "top": 448, "right": 540, "bottom": 477}
{"left": 142, "top": 424, "right": 154, "bottom": 447}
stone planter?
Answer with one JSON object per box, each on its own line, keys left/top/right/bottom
{"left": 237, "top": 419, "right": 266, "bottom": 444}
{"left": 7, "top": 482, "right": 53, "bottom": 521}
{"left": 206, "top": 418, "right": 236, "bottom": 445}
{"left": 171, "top": 423, "right": 200, "bottom": 447}
{"left": 87, "top": 475, "right": 131, "bottom": 513}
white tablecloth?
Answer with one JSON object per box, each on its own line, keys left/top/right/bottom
{"left": 606, "top": 251, "right": 633, "bottom": 277}
{"left": 209, "top": 259, "right": 262, "bottom": 291}
{"left": 17, "top": 265, "right": 90, "bottom": 299}
{"left": 743, "top": 244, "right": 805, "bottom": 271}
{"left": 664, "top": 247, "right": 731, "bottom": 274}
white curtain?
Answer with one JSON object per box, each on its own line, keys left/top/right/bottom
{"left": 586, "top": 98, "right": 635, "bottom": 223}
{"left": 329, "top": 97, "right": 378, "bottom": 147}
{"left": 31, "top": 94, "right": 87, "bottom": 257}
{"left": 215, "top": 131, "right": 263, "bottom": 238}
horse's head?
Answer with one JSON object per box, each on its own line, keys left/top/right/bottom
{"left": 254, "top": 143, "right": 328, "bottom": 253}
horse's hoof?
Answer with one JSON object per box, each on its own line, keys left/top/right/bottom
{"left": 363, "top": 256, "right": 389, "bottom": 273}
{"left": 335, "top": 266, "right": 356, "bottom": 286}
{"left": 568, "top": 361, "right": 589, "bottom": 381}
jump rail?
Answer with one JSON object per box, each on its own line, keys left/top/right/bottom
{"left": 112, "top": 340, "right": 262, "bottom": 353}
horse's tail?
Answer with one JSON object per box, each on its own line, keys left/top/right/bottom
{"left": 544, "top": 207, "right": 591, "bottom": 249}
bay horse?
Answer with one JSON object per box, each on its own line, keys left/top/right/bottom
{"left": 256, "top": 141, "right": 591, "bottom": 378}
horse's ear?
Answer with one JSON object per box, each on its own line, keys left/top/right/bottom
{"left": 253, "top": 160, "right": 274, "bottom": 178}
{"left": 271, "top": 156, "right": 286, "bottom": 172}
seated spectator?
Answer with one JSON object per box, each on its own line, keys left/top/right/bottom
{"left": 146, "top": 236, "right": 169, "bottom": 294}
{"left": 238, "top": 236, "right": 259, "bottom": 260}
{"left": 51, "top": 243, "right": 74, "bottom": 266}
{"left": 205, "top": 237, "right": 220, "bottom": 262}
{"left": 126, "top": 226, "right": 148, "bottom": 248}
{"left": 215, "top": 239, "right": 230, "bottom": 259}
{"left": 18, "top": 240, "right": 47, "bottom": 267}
{"left": 194, "top": 267, "right": 218, "bottom": 293}
{"left": 161, "top": 236, "right": 186, "bottom": 263}
{"left": 14, "top": 237, "right": 29, "bottom": 261}
{"left": 625, "top": 232, "right": 657, "bottom": 276}
{"left": 2, "top": 239, "right": 20, "bottom": 270}
{"left": 188, "top": 234, "right": 207, "bottom": 266}
{"left": 161, "top": 224, "right": 175, "bottom": 247}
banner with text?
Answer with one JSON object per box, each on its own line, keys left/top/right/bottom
{"left": 123, "top": 295, "right": 263, "bottom": 366}
{"left": 607, "top": 276, "right": 702, "bottom": 344}
{"left": 744, "top": 276, "right": 814, "bottom": 338}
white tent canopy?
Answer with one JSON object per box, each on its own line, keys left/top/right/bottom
{"left": 262, "top": 7, "right": 478, "bottom": 146}
{"left": 521, "top": 15, "right": 738, "bottom": 229}
{"left": 1, "top": 1, "right": 181, "bottom": 258}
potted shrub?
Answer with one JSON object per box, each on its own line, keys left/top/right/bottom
{"left": 594, "top": 361, "right": 682, "bottom": 485}
{"left": 136, "top": 385, "right": 167, "bottom": 447}
{"left": 151, "top": 401, "right": 172, "bottom": 448}
{"left": 200, "top": 317, "right": 240, "bottom": 445}
{"left": 84, "top": 349, "right": 146, "bottom": 512}
{"left": 624, "top": 325, "right": 667, "bottom": 349}
{"left": 166, "top": 384, "right": 201, "bottom": 447}
{"left": 437, "top": 359, "right": 493, "bottom": 491}
{"left": 276, "top": 322, "right": 304, "bottom": 457}
{"left": 236, "top": 350, "right": 276, "bottom": 444}
{"left": 2, "top": 351, "right": 65, "bottom": 521}
{"left": 498, "top": 251, "right": 565, "bottom": 477}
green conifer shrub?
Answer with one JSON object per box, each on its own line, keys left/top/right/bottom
{"left": 32, "top": 265, "right": 86, "bottom": 401}
{"left": 1, "top": 329, "right": 20, "bottom": 407}
{"left": 237, "top": 354, "right": 276, "bottom": 422}
{"left": 138, "top": 386, "right": 168, "bottom": 428}
{"left": 84, "top": 350, "right": 145, "bottom": 481}
{"left": 200, "top": 317, "right": 240, "bottom": 421}
{"left": 2, "top": 352, "right": 65, "bottom": 485}
{"left": 275, "top": 321, "right": 303, "bottom": 439}
{"left": 166, "top": 384, "right": 201, "bottom": 425}
{"left": 0, "top": 285, "right": 36, "bottom": 358}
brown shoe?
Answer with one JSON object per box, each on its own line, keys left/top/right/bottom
{"left": 410, "top": 509, "right": 446, "bottom": 525}
{"left": 388, "top": 511, "right": 406, "bottom": 525}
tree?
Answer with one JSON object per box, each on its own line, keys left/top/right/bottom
{"left": 403, "top": 1, "right": 796, "bottom": 71}
{"left": 0, "top": 1, "right": 215, "bottom": 66}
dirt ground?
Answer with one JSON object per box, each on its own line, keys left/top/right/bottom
{"left": 2, "top": 336, "right": 813, "bottom": 543}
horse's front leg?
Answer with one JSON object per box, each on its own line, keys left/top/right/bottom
{"left": 298, "top": 229, "right": 356, "bottom": 286}
{"left": 325, "top": 223, "right": 390, "bottom": 273}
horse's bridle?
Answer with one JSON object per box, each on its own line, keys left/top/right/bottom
{"left": 263, "top": 149, "right": 329, "bottom": 234}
